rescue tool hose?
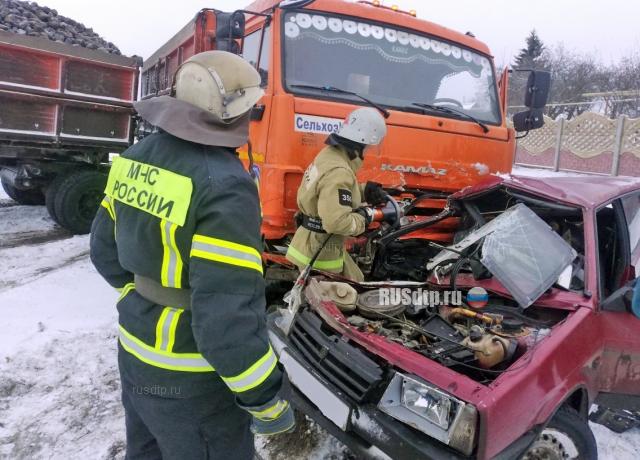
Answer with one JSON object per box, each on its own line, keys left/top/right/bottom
{"left": 280, "top": 234, "right": 334, "bottom": 335}
{"left": 385, "top": 194, "right": 402, "bottom": 230}
{"left": 463, "top": 201, "right": 485, "bottom": 228}
{"left": 297, "top": 233, "right": 334, "bottom": 293}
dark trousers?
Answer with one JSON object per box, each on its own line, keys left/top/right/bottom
{"left": 120, "top": 369, "right": 254, "bottom": 460}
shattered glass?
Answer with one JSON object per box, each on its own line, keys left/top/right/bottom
{"left": 429, "top": 203, "right": 577, "bottom": 308}
{"left": 480, "top": 204, "right": 577, "bottom": 307}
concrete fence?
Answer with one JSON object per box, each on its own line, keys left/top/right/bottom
{"left": 514, "top": 112, "right": 640, "bottom": 176}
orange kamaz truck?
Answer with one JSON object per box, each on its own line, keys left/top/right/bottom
{"left": 141, "top": 0, "right": 545, "bottom": 280}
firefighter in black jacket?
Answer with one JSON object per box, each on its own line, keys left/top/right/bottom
{"left": 90, "top": 51, "right": 293, "bottom": 459}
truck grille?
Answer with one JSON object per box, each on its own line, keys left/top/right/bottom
{"left": 289, "top": 310, "right": 383, "bottom": 402}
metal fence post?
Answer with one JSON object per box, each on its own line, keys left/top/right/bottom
{"left": 611, "top": 115, "right": 627, "bottom": 176}
{"left": 553, "top": 118, "right": 565, "bottom": 171}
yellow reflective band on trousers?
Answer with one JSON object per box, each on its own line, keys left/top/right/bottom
{"left": 191, "top": 234, "right": 263, "bottom": 274}
{"left": 118, "top": 325, "right": 214, "bottom": 372}
{"left": 286, "top": 245, "right": 344, "bottom": 271}
{"left": 220, "top": 345, "right": 277, "bottom": 393}
{"left": 117, "top": 282, "right": 135, "bottom": 301}
{"left": 249, "top": 400, "right": 289, "bottom": 421}
{"left": 105, "top": 156, "right": 193, "bottom": 226}
{"left": 155, "top": 307, "right": 183, "bottom": 353}
{"left": 160, "top": 220, "right": 183, "bottom": 288}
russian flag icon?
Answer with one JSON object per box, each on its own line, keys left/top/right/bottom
{"left": 467, "top": 286, "right": 488, "bottom": 308}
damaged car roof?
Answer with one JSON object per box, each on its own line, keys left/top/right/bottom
{"left": 454, "top": 174, "right": 640, "bottom": 208}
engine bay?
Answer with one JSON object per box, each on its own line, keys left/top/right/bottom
{"left": 272, "top": 183, "right": 586, "bottom": 384}
{"left": 357, "top": 185, "right": 585, "bottom": 291}
{"left": 303, "top": 278, "right": 569, "bottom": 384}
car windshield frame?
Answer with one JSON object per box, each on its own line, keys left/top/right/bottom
{"left": 280, "top": 9, "right": 503, "bottom": 126}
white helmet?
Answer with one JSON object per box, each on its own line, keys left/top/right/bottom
{"left": 174, "top": 51, "right": 263, "bottom": 124}
{"left": 337, "top": 107, "right": 387, "bottom": 146}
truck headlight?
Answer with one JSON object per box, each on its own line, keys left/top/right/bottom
{"left": 378, "top": 373, "right": 478, "bottom": 456}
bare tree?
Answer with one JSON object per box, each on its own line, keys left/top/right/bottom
{"left": 606, "top": 54, "right": 640, "bottom": 118}
{"left": 508, "top": 32, "right": 639, "bottom": 120}
{"left": 542, "top": 45, "right": 604, "bottom": 119}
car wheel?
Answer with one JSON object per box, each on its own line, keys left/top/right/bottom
{"left": 1, "top": 176, "right": 45, "bottom": 205}
{"left": 53, "top": 169, "right": 107, "bottom": 234}
{"left": 523, "top": 407, "right": 597, "bottom": 460}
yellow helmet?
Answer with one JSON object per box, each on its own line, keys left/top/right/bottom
{"left": 174, "top": 50, "right": 263, "bottom": 124}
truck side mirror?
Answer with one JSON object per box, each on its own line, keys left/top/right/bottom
{"left": 513, "top": 108, "right": 544, "bottom": 132}
{"left": 524, "top": 70, "right": 551, "bottom": 109}
{"left": 216, "top": 11, "right": 245, "bottom": 54}
{"left": 512, "top": 70, "right": 551, "bottom": 133}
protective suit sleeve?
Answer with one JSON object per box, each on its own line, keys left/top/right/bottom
{"left": 316, "top": 167, "right": 367, "bottom": 236}
{"left": 359, "top": 182, "right": 366, "bottom": 197}
{"left": 189, "top": 173, "right": 283, "bottom": 408}
{"left": 90, "top": 196, "right": 134, "bottom": 290}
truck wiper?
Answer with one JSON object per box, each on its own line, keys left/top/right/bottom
{"left": 411, "top": 102, "right": 489, "bottom": 133}
{"left": 291, "top": 84, "right": 390, "bottom": 118}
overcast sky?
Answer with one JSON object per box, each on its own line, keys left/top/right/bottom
{"left": 35, "top": 0, "right": 640, "bottom": 66}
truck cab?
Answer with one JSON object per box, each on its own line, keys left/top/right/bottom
{"left": 141, "top": 0, "right": 521, "bottom": 251}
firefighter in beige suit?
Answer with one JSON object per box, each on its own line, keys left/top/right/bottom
{"left": 286, "top": 107, "right": 389, "bottom": 281}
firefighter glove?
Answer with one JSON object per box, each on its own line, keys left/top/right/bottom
{"left": 244, "top": 397, "right": 296, "bottom": 437}
{"left": 363, "top": 181, "right": 387, "bottom": 205}
{"left": 355, "top": 206, "right": 375, "bottom": 226}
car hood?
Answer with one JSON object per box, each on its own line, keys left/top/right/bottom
{"left": 451, "top": 173, "right": 640, "bottom": 209}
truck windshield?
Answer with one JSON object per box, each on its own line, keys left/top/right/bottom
{"left": 282, "top": 11, "right": 502, "bottom": 125}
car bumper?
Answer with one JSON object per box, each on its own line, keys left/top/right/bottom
{"left": 268, "top": 316, "right": 469, "bottom": 460}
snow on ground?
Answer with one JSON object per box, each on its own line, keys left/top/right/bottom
{"left": 0, "top": 189, "right": 345, "bottom": 459}
{"left": 512, "top": 164, "right": 604, "bottom": 178}
{"left": 591, "top": 421, "right": 640, "bottom": 460}
{"left": 0, "top": 194, "right": 124, "bottom": 458}
{"left": 0, "top": 186, "right": 10, "bottom": 204}
{"left": 0, "top": 203, "right": 57, "bottom": 242}
{"left": 1, "top": 235, "right": 90, "bottom": 293}
{"left": 0, "top": 175, "right": 639, "bottom": 459}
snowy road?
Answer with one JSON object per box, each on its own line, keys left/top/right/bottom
{"left": 0, "top": 170, "right": 639, "bottom": 459}
{"left": 0, "top": 188, "right": 344, "bottom": 460}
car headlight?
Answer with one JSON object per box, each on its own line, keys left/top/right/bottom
{"left": 402, "top": 378, "right": 453, "bottom": 429}
{"left": 378, "top": 373, "right": 478, "bottom": 456}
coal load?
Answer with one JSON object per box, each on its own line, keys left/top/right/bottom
{"left": 0, "top": 0, "right": 121, "bottom": 55}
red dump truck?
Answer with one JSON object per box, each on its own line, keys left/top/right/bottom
{"left": 0, "top": 30, "right": 140, "bottom": 233}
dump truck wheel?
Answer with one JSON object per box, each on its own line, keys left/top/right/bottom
{"left": 1, "top": 176, "right": 45, "bottom": 205}
{"left": 53, "top": 169, "right": 107, "bottom": 234}
{"left": 45, "top": 173, "right": 69, "bottom": 225}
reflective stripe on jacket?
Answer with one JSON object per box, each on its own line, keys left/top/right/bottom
{"left": 286, "top": 145, "right": 366, "bottom": 276}
{"left": 90, "top": 132, "right": 281, "bottom": 406}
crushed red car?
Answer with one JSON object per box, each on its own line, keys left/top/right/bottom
{"left": 268, "top": 173, "right": 640, "bottom": 460}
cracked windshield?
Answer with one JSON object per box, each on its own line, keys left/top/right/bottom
{"left": 283, "top": 11, "right": 501, "bottom": 124}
